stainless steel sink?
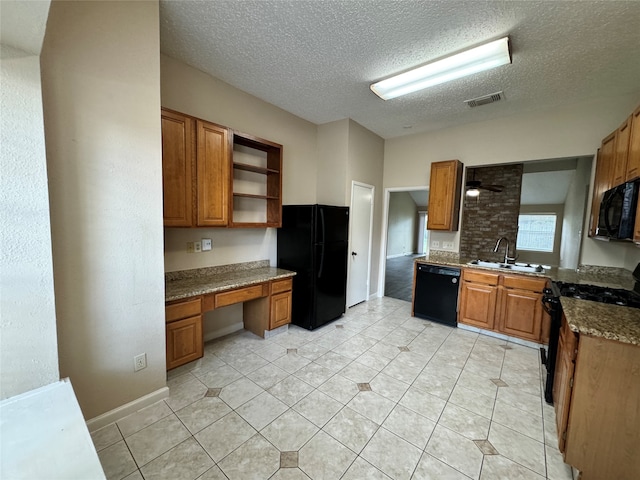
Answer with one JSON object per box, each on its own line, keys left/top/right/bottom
{"left": 467, "top": 260, "right": 545, "bottom": 274}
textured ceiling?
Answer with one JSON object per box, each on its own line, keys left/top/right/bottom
{"left": 0, "top": 0, "right": 51, "bottom": 54}
{"left": 160, "top": 0, "right": 640, "bottom": 139}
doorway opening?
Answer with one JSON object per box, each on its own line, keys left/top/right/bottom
{"left": 380, "top": 187, "right": 429, "bottom": 302}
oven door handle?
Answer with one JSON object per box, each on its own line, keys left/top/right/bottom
{"left": 541, "top": 298, "right": 555, "bottom": 316}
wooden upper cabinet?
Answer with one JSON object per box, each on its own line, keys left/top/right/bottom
{"left": 161, "top": 108, "right": 230, "bottom": 227}
{"left": 162, "top": 110, "right": 195, "bottom": 227}
{"left": 427, "top": 160, "right": 463, "bottom": 231}
{"left": 197, "top": 120, "right": 230, "bottom": 227}
{"left": 611, "top": 115, "right": 632, "bottom": 187}
{"left": 627, "top": 105, "right": 640, "bottom": 182}
{"left": 589, "top": 133, "right": 616, "bottom": 237}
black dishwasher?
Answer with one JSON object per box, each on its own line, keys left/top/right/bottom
{"left": 413, "top": 264, "right": 460, "bottom": 327}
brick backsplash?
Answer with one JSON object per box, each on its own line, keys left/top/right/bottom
{"left": 460, "top": 164, "right": 523, "bottom": 262}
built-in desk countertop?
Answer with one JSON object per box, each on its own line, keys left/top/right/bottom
{"left": 165, "top": 261, "right": 295, "bottom": 302}
{"left": 164, "top": 261, "right": 296, "bottom": 369}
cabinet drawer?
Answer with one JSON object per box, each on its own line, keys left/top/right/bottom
{"left": 502, "top": 275, "right": 547, "bottom": 292}
{"left": 271, "top": 278, "right": 292, "bottom": 294}
{"left": 463, "top": 269, "right": 500, "bottom": 285}
{"left": 165, "top": 298, "right": 202, "bottom": 323}
{"left": 215, "top": 284, "right": 267, "bottom": 308}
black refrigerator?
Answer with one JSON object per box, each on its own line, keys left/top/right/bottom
{"left": 277, "top": 204, "right": 349, "bottom": 330}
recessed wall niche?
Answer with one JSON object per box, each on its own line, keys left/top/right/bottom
{"left": 460, "top": 164, "right": 523, "bottom": 262}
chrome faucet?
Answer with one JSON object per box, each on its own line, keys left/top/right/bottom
{"left": 493, "top": 237, "right": 518, "bottom": 264}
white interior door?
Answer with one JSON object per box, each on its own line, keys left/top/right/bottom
{"left": 347, "top": 182, "right": 374, "bottom": 307}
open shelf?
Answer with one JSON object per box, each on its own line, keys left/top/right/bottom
{"left": 233, "top": 193, "right": 279, "bottom": 200}
{"left": 233, "top": 162, "right": 279, "bottom": 175}
{"left": 230, "top": 131, "right": 282, "bottom": 228}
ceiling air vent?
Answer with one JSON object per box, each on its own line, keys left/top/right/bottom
{"left": 465, "top": 91, "right": 504, "bottom": 108}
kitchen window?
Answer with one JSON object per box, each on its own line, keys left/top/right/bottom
{"left": 516, "top": 213, "right": 556, "bottom": 252}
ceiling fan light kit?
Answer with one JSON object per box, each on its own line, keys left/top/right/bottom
{"left": 370, "top": 37, "right": 511, "bottom": 100}
{"left": 465, "top": 170, "right": 505, "bottom": 196}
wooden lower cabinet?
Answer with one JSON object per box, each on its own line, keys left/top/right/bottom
{"left": 165, "top": 297, "right": 204, "bottom": 370}
{"left": 165, "top": 277, "right": 294, "bottom": 370}
{"left": 555, "top": 323, "right": 640, "bottom": 480}
{"left": 499, "top": 288, "right": 542, "bottom": 340}
{"left": 552, "top": 314, "right": 577, "bottom": 453}
{"left": 459, "top": 275, "right": 498, "bottom": 329}
{"left": 458, "top": 269, "right": 548, "bottom": 343}
{"left": 269, "top": 278, "right": 292, "bottom": 330}
{"left": 270, "top": 291, "right": 292, "bottom": 329}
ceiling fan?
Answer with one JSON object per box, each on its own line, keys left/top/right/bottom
{"left": 465, "top": 170, "right": 504, "bottom": 196}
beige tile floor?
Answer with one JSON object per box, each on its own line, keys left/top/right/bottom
{"left": 92, "top": 297, "right": 575, "bottom": 480}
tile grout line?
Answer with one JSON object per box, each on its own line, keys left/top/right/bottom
{"left": 99, "top": 298, "right": 563, "bottom": 480}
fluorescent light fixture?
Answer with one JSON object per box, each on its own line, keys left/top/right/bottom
{"left": 370, "top": 37, "right": 511, "bottom": 100}
{"left": 466, "top": 188, "right": 480, "bottom": 197}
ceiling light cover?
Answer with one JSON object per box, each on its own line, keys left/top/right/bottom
{"left": 371, "top": 37, "right": 511, "bottom": 100}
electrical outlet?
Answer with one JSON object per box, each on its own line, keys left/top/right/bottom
{"left": 194, "top": 241, "right": 202, "bottom": 253}
{"left": 134, "top": 353, "right": 147, "bottom": 372}
{"left": 202, "top": 238, "right": 212, "bottom": 251}
{"left": 431, "top": 240, "right": 440, "bottom": 248}
{"left": 186, "top": 242, "right": 195, "bottom": 253}
{"left": 443, "top": 241, "right": 454, "bottom": 250}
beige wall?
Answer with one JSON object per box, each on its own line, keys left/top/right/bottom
{"left": 385, "top": 93, "right": 640, "bottom": 269}
{"left": 345, "top": 120, "right": 385, "bottom": 297}
{"left": 41, "top": 0, "right": 166, "bottom": 420}
{"left": 161, "top": 54, "right": 319, "bottom": 274}
{"left": 317, "top": 120, "right": 349, "bottom": 205}
{"left": 160, "top": 54, "right": 320, "bottom": 339}
{"left": 0, "top": 40, "right": 59, "bottom": 399}
{"left": 161, "top": 54, "right": 318, "bottom": 207}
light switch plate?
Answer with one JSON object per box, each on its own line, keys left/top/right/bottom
{"left": 202, "top": 238, "right": 212, "bottom": 251}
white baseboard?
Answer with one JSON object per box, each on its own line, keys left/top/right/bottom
{"left": 386, "top": 253, "right": 407, "bottom": 259}
{"left": 86, "top": 386, "right": 169, "bottom": 432}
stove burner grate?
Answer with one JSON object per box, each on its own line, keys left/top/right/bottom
{"left": 555, "top": 281, "right": 640, "bottom": 309}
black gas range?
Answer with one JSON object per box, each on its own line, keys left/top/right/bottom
{"left": 554, "top": 281, "right": 640, "bottom": 308}
{"left": 541, "top": 272, "right": 640, "bottom": 404}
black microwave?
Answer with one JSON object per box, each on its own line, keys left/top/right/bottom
{"left": 596, "top": 181, "right": 639, "bottom": 240}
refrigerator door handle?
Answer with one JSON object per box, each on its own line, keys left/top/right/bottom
{"left": 319, "top": 208, "right": 326, "bottom": 244}
{"left": 318, "top": 245, "right": 325, "bottom": 278}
